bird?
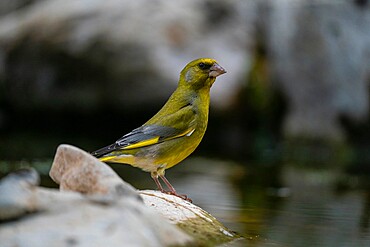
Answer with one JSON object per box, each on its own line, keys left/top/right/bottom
{"left": 91, "top": 58, "right": 226, "bottom": 202}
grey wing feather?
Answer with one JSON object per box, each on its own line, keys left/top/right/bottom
{"left": 91, "top": 125, "right": 184, "bottom": 157}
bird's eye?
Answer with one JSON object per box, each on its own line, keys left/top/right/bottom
{"left": 198, "top": 62, "right": 211, "bottom": 70}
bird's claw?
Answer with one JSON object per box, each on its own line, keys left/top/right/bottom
{"left": 161, "top": 190, "right": 193, "bottom": 203}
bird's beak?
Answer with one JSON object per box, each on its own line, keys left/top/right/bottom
{"left": 209, "top": 63, "right": 226, "bottom": 78}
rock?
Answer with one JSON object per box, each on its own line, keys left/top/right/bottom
{"left": 50, "top": 144, "right": 140, "bottom": 201}
{"left": 47, "top": 144, "right": 239, "bottom": 245}
{"left": 0, "top": 145, "right": 194, "bottom": 246}
{"left": 140, "top": 190, "right": 238, "bottom": 245}
{"left": 0, "top": 167, "right": 40, "bottom": 220}
{"left": 0, "top": 144, "right": 242, "bottom": 246}
{"left": 18, "top": 144, "right": 238, "bottom": 246}
{"left": 0, "top": 171, "right": 192, "bottom": 246}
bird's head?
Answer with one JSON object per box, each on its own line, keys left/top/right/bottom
{"left": 179, "top": 58, "right": 226, "bottom": 89}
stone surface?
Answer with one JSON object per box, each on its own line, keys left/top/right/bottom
{"left": 50, "top": 144, "right": 139, "bottom": 201}
{"left": 0, "top": 144, "right": 240, "bottom": 246}
{"left": 0, "top": 175, "right": 192, "bottom": 247}
{"left": 48, "top": 144, "right": 238, "bottom": 245}
{"left": 0, "top": 167, "right": 40, "bottom": 220}
{"left": 140, "top": 190, "right": 238, "bottom": 245}
{"left": 0, "top": 152, "right": 193, "bottom": 246}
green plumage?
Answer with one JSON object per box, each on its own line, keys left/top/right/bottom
{"left": 92, "top": 58, "right": 226, "bottom": 200}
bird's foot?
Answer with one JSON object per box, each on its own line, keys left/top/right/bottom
{"left": 161, "top": 190, "right": 193, "bottom": 203}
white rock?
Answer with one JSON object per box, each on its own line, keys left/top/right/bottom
{"left": 0, "top": 169, "right": 192, "bottom": 247}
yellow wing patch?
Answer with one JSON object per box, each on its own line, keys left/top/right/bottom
{"left": 99, "top": 156, "right": 116, "bottom": 162}
{"left": 99, "top": 154, "right": 135, "bottom": 164}
{"left": 122, "top": 136, "right": 160, "bottom": 150}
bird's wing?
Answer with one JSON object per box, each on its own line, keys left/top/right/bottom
{"left": 91, "top": 125, "right": 194, "bottom": 157}
{"left": 91, "top": 105, "right": 196, "bottom": 157}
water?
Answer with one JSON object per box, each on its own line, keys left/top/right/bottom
{"left": 162, "top": 158, "right": 370, "bottom": 247}
{"left": 1, "top": 157, "right": 370, "bottom": 247}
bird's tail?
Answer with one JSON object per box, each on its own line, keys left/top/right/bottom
{"left": 91, "top": 143, "right": 117, "bottom": 158}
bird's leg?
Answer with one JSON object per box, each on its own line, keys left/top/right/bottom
{"left": 151, "top": 170, "right": 192, "bottom": 202}
{"left": 159, "top": 174, "right": 176, "bottom": 194}
{"left": 159, "top": 174, "right": 192, "bottom": 203}
{"left": 151, "top": 172, "right": 165, "bottom": 192}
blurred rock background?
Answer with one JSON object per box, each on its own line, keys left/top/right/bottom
{"left": 0, "top": 0, "right": 370, "bottom": 170}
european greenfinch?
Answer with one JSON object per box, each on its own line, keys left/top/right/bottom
{"left": 92, "top": 58, "right": 226, "bottom": 201}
